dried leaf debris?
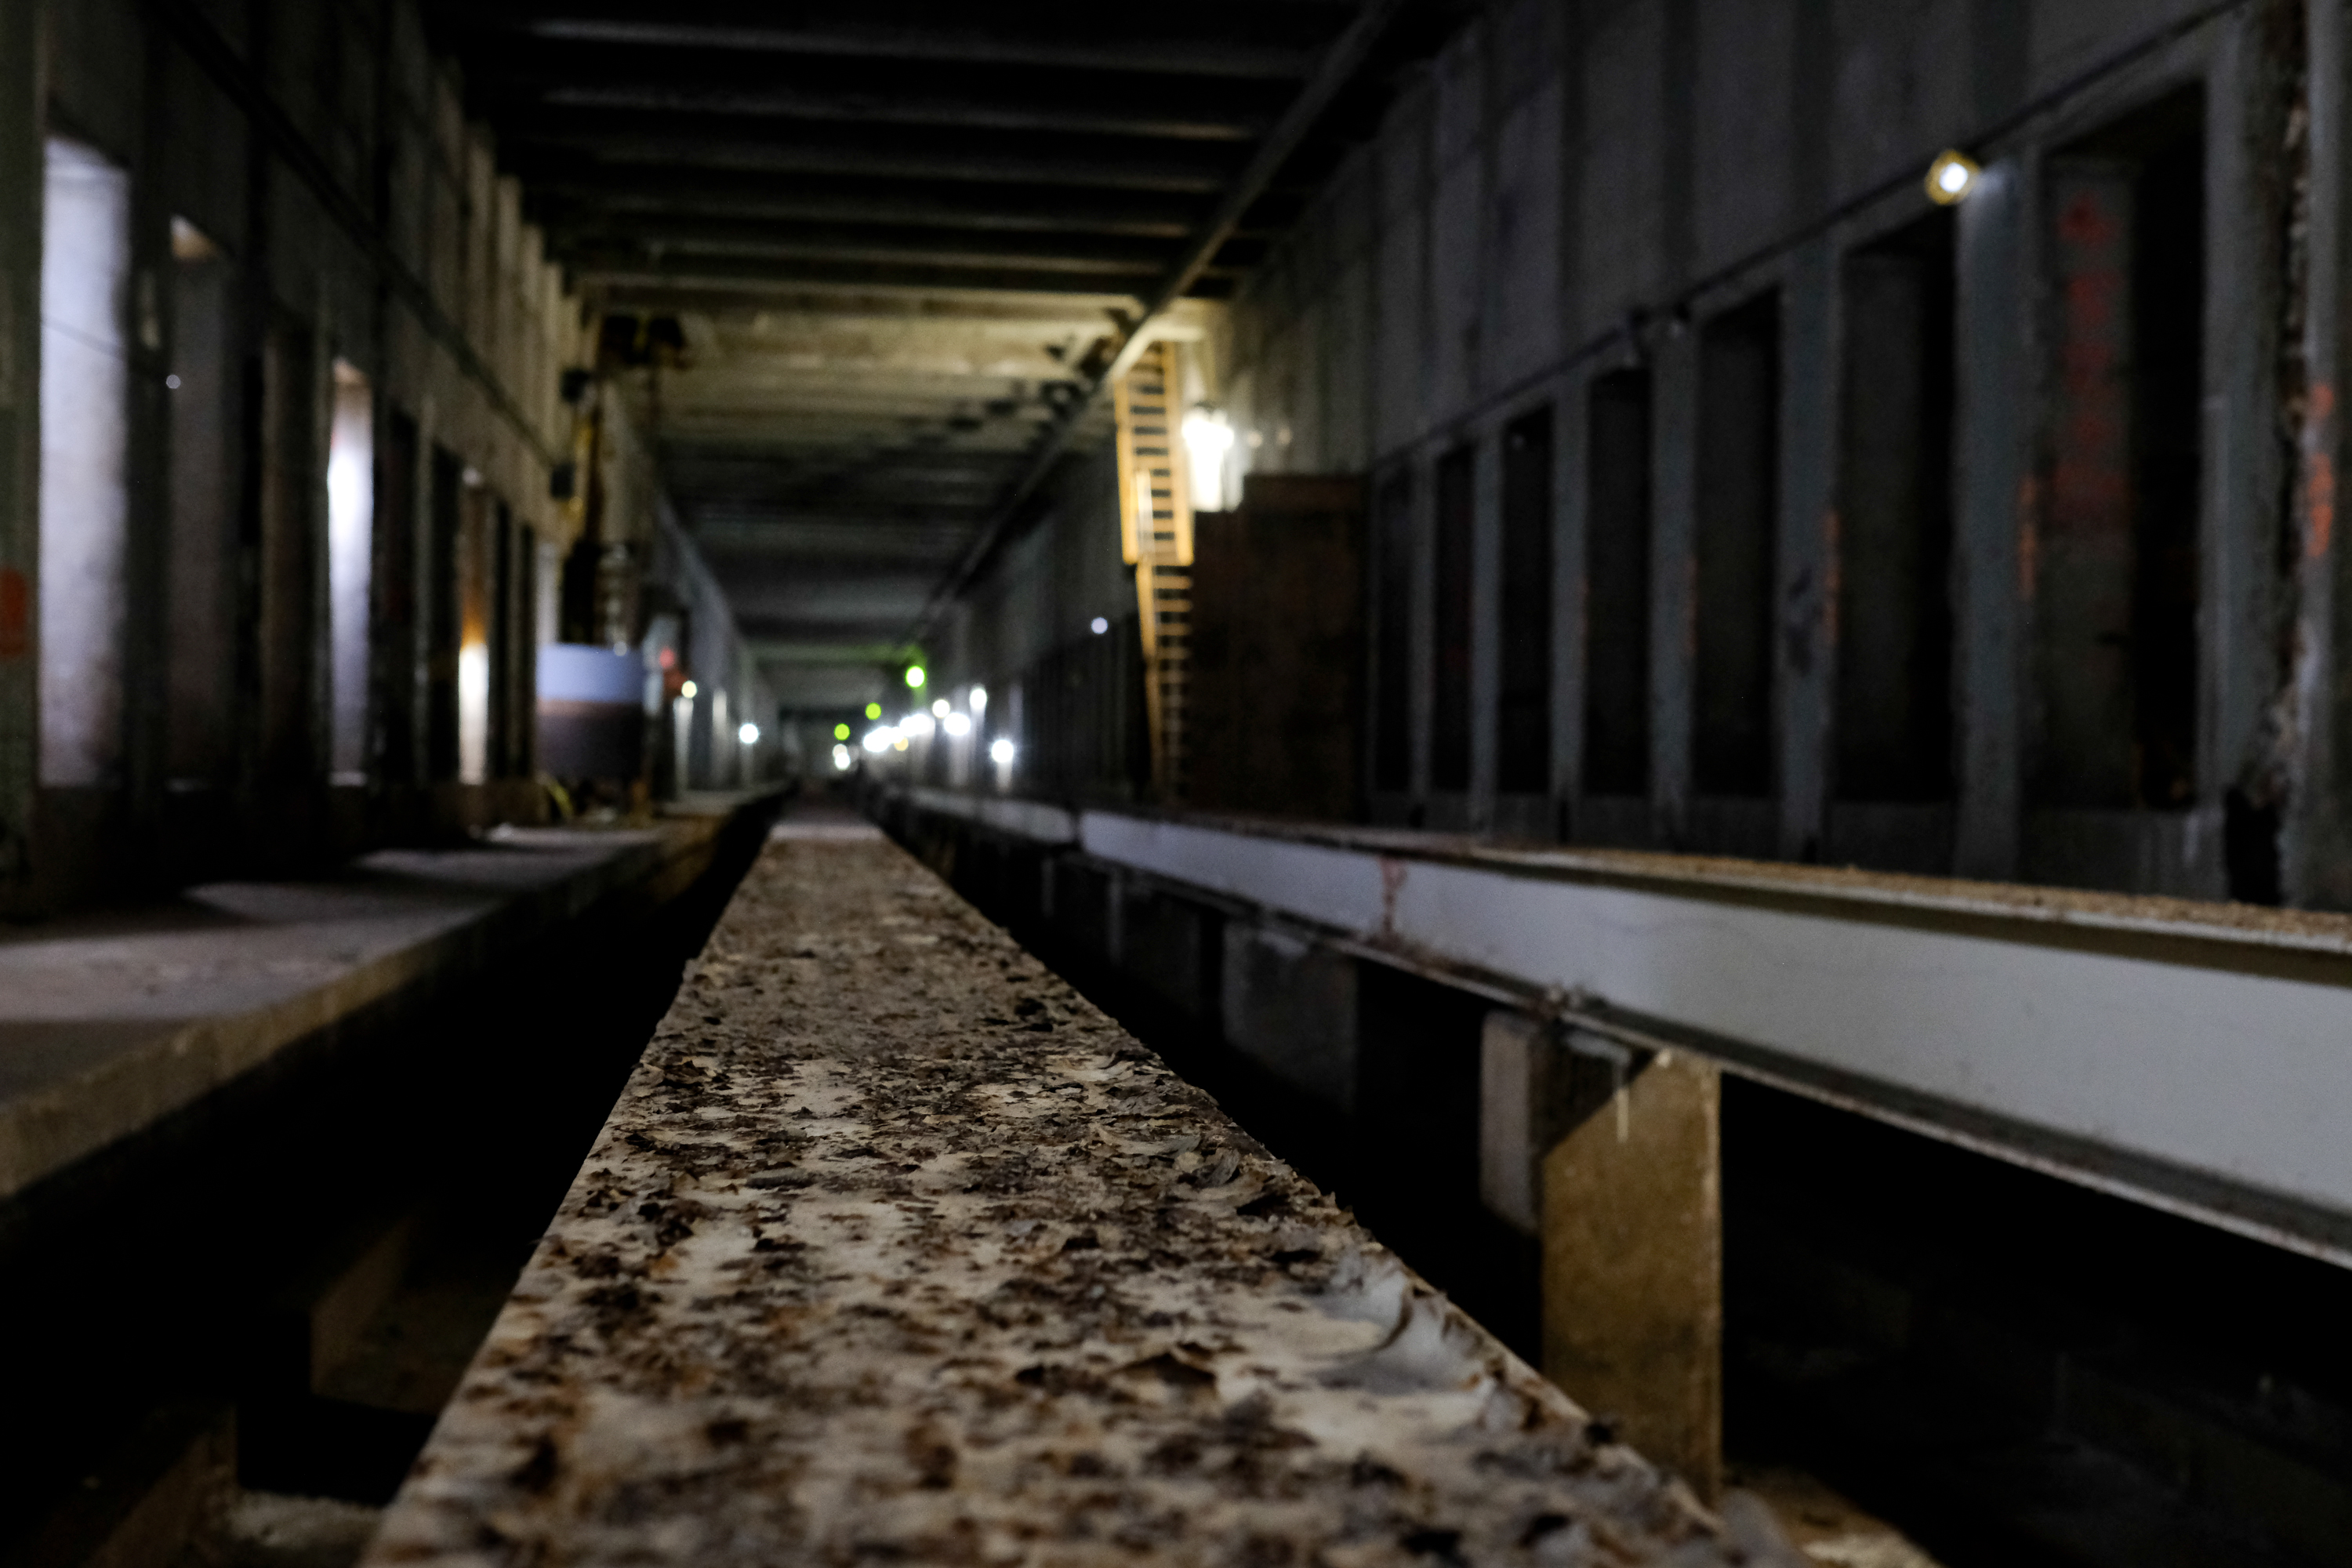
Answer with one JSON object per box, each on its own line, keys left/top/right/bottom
{"left": 366, "top": 834, "right": 1738, "bottom": 1567}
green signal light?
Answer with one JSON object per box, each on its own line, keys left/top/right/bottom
{"left": 865, "top": 702, "right": 882, "bottom": 720}
{"left": 834, "top": 723, "right": 851, "bottom": 740}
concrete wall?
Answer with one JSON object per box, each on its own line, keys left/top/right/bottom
{"left": 0, "top": 0, "right": 612, "bottom": 909}
{"left": 889, "top": 444, "right": 1151, "bottom": 804}
{"left": 1181, "top": 0, "right": 2336, "bottom": 904}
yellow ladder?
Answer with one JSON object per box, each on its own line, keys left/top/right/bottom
{"left": 1113, "top": 339, "right": 1192, "bottom": 799}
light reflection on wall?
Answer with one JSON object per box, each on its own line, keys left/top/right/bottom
{"left": 38, "top": 138, "right": 130, "bottom": 787}
{"left": 326, "top": 363, "right": 374, "bottom": 782}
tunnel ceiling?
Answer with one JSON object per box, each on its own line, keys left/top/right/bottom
{"left": 424, "top": 0, "right": 1463, "bottom": 694}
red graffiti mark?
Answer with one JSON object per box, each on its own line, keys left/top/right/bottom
{"left": 2062, "top": 270, "right": 2121, "bottom": 339}
{"left": 2018, "top": 477, "right": 2041, "bottom": 601}
{"left": 2056, "top": 189, "right": 2119, "bottom": 246}
{"left": 0, "top": 568, "right": 24, "bottom": 659}
{"left": 2310, "top": 452, "right": 2336, "bottom": 561}
{"left": 1379, "top": 855, "right": 1407, "bottom": 936}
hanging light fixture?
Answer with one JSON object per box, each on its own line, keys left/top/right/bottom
{"left": 1926, "top": 149, "right": 1981, "bottom": 205}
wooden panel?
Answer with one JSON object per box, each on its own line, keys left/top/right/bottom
{"left": 1187, "top": 473, "right": 1365, "bottom": 820}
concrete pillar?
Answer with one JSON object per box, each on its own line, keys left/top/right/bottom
{"left": 2203, "top": 15, "right": 2288, "bottom": 848}
{"left": 1777, "top": 238, "right": 1836, "bottom": 862}
{"left": 1479, "top": 1012, "right": 1722, "bottom": 1500}
{"left": 1469, "top": 422, "right": 1503, "bottom": 827}
{"left": 1541, "top": 1041, "right": 1722, "bottom": 1501}
{"left": 0, "top": 0, "right": 38, "bottom": 898}
{"left": 1650, "top": 327, "right": 1698, "bottom": 845}
{"left": 125, "top": 28, "right": 174, "bottom": 854}
{"left": 1117, "top": 880, "right": 1218, "bottom": 1025}
{"left": 2289, "top": 0, "right": 2350, "bottom": 907}
{"left": 1952, "top": 154, "right": 2031, "bottom": 880}
{"left": 1222, "top": 923, "right": 1358, "bottom": 1113}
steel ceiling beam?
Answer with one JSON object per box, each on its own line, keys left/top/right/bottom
{"left": 554, "top": 211, "right": 1267, "bottom": 266}
{"left": 500, "top": 17, "right": 1319, "bottom": 82}
{"left": 531, "top": 177, "right": 1208, "bottom": 238}
{"left": 463, "top": 58, "right": 1284, "bottom": 144}
{"left": 574, "top": 260, "right": 1228, "bottom": 302}
{"left": 503, "top": 116, "right": 1243, "bottom": 193}
{"left": 553, "top": 217, "right": 1187, "bottom": 274}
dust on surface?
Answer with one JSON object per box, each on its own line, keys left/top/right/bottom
{"left": 363, "top": 834, "right": 1742, "bottom": 1566}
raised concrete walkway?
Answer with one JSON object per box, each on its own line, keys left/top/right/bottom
{"left": 0, "top": 795, "right": 771, "bottom": 1207}
{"left": 364, "top": 816, "right": 1749, "bottom": 1566}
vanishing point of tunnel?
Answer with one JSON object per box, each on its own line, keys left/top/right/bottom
{"left": 2, "top": 3, "right": 2351, "bottom": 1567}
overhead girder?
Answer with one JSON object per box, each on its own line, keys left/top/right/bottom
{"left": 416, "top": 0, "right": 1460, "bottom": 673}
{"left": 687, "top": 518, "right": 982, "bottom": 564}
{"left": 548, "top": 214, "right": 1264, "bottom": 279}
{"left": 438, "top": 2, "right": 1347, "bottom": 81}
{"left": 458, "top": 42, "right": 1292, "bottom": 142}
{"left": 525, "top": 170, "right": 1308, "bottom": 255}
{"left": 500, "top": 111, "right": 1248, "bottom": 194}
{"left": 578, "top": 259, "right": 1236, "bottom": 303}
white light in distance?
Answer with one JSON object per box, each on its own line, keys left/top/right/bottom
{"left": 738, "top": 722, "right": 760, "bottom": 746}
{"left": 943, "top": 712, "right": 971, "bottom": 738}
{"left": 969, "top": 686, "right": 987, "bottom": 717}
{"left": 832, "top": 744, "right": 852, "bottom": 770}
{"left": 681, "top": 680, "right": 698, "bottom": 699}
{"left": 989, "top": 738, "right": 1016, "bottom": 766}
{"left": 862, "top": 726, "right": 898, "bottom": 753}
{"left": 1091, "top": 616, "right": 1109, "bottom": 635}
{"left": 1181, "top": 403, "right": 1235, "bottom": 508}
{"left": 902, "top": 712, "right": 936, "bottom": 739}
{"left": 931, "top": 697, "right": 950, "bottom": 718}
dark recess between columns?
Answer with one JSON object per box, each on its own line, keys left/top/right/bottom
{"left": 2032, "top": 88, "right": 2203, "bottom": 815}
{"left": 1585, "top": 368, "right": 1654, "bottom": 798}
{"left": 1372, "top": 470, "right": 1414, "bottom": 794}
{"left": 1499, "top": 407, "right": 1554, "bottom": 795}
{"left": 1695, "top": 293, "right": 1781, "bottom": 800}
{"left": 1836, "top": 209, "right": 1957, "bottom": 804}
{"left": 1431, "top": 447, "right": 1475, "bottom": 793}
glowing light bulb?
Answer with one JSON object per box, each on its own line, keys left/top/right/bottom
{"left": 943, "top": 712, "right": 971, "bottom": 738}
{"left": 905, "top": 666, "right": 926, "bottom": 689}
{"left": 738, "top": 722, "right": 760, "bottom": 746}
{"left": 1091, "top": 616, "right": 1109, "bottom": 635}
{"left": 832, "top": 744, "right": 851, "bottom": 770}
{"left": 681, "top": 680, "right": 698, "bottom": 699}
{"left": 932, "top": 698, "right": 950, "bottom": 718}
{"left": 866, "top": 702, "right": 882, "bottom": 720}
{"left": 989, "top": 738, "right": 1016, "bottom": 766}
{"left": 1926, "top": 149, "right": 1980, "bottom": 205}
{"left": 834, "top": 722, "right": 851, "bottom": 740}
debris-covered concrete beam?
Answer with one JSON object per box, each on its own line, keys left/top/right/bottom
{"left": 368, "top": 827, "right": 1748, "bottom": 1566}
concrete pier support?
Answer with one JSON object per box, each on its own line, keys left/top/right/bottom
{"left": 1482, "top": 1012, "right": 1722, "bottom": 1500}
{"left": 1221, "top": 922, "right": 1358, "bottom": 1112}
{"left": 0, "top": 0, "right": 38, "bottom": 892}
{"left": 1544, "top": 1045, "right": 1722, "bottom": 1501}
